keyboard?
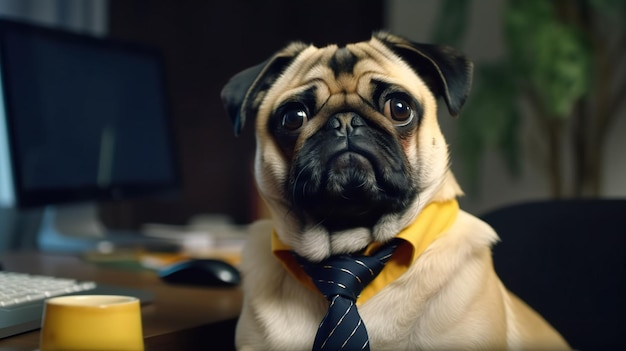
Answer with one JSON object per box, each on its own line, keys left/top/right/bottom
{"left": 0, "top": 272, "right": 97, "bottom": 308}
{"left": 0, "top": 271, "right": 154, "bottom": 339}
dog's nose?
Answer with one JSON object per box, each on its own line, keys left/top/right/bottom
{"left": 326, "top": 112, "right": 366, "bottom": 136}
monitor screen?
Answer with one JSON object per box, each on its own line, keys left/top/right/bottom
{"left": 0, "top": 19, "right": 180, "bottom": 208}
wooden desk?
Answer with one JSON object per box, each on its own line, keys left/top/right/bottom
{"left": 0, "top": 252, "right": 242, "bottom": 351}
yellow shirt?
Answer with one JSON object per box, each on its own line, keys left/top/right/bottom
{"left": 272, "top": 199, "right": 459, "bottom": 305}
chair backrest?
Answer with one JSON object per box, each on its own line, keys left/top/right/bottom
{"left": 481, "top": 199, "right": 626, "bottom": 350}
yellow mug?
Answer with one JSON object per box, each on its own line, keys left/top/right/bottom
{"left": 40, "top": 295, "right": 144, "bottom": 351}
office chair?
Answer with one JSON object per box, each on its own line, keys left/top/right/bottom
{"left": 481, "top": 199, "right": 626, "bottom": 350}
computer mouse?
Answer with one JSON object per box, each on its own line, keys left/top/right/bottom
{"left": 157, "top": 259, "right": 241, "bottom": 287}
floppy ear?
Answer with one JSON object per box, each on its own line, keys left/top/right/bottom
{"left": 373, "top": 31, "right": 473, "bottom": 116}
{"left": 221, "top": 42, "right": 308, "bottom": 136}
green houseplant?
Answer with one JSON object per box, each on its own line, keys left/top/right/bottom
{"left": 433, "top": 0, "right": 626, "bottom": 197}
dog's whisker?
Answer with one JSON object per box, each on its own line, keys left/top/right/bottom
{"left": 291, "top": 165, "right": 311, "bottom": 207}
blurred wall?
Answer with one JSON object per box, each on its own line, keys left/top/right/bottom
{"left": 0, "top": 0, "right": 107, "bottom": 35}
{"left": 386, "top": 0, "right": 626, "bottom": 215}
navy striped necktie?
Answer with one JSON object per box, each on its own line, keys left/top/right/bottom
{"left": 294, "top": 240, "right": 400, "bottom": 351}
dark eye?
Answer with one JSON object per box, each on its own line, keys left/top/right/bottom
{"left": 281, "top": 108, "right": 308, "bottom": 131}
{"left": 384, "top": 97, "right": 414, "bottom": 126}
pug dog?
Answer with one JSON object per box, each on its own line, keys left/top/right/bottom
{"left": 221, "top": 32, "right": 570, "bottom": 350}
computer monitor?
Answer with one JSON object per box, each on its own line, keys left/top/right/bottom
{"left": 0, "top": 18, "right": 181, "bottom": 251}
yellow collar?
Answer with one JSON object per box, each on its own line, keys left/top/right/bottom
{"left": 272, "top": 199, "right": 459, "bottom": 305}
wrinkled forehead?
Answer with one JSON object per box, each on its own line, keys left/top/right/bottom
{"left": 266, "top": 39, "right": 423, "bottom": 108}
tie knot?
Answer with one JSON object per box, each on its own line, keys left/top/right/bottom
{"left": 295, "top": 240, "right": 399, "bottom": 301}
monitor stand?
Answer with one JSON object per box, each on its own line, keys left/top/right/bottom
{"left": 37, "top": 203, "right": 179, "bottom": 253}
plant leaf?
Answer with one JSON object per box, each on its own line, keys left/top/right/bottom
{"left": 455, "top": 63, "right": 521, "bottom": 195}
{"left": 505, "top": 0, "right": 591, "bottom": 119}
{"left": 431, "top": 0, "right": 472, "bottom": 47}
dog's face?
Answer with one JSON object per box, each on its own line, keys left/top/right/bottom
{"left": 222, "top": 32, "right": 472, "bottom": 261}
